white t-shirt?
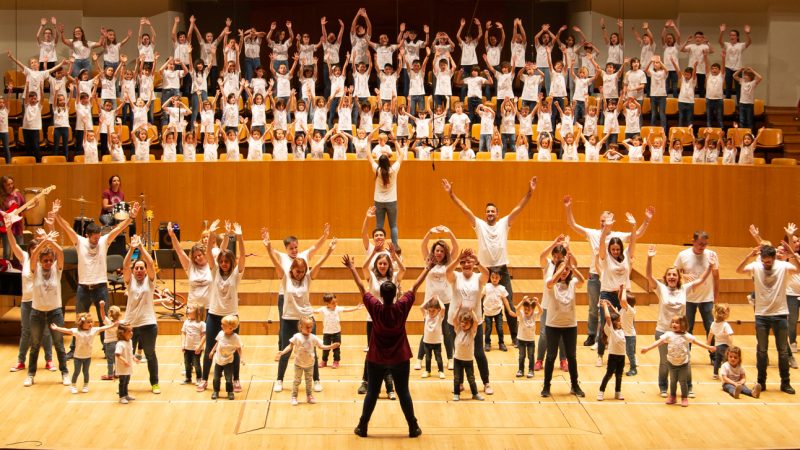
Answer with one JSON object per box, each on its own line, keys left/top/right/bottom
{"left": 482, "top": 283, "right": 509, "bottom": 317}
{"left": 449, "top": 271, "right": 483, "bottom": 326}
{"left": 213, "top": 331, "right": 242, "bottom": 365}
{"left": 425, "top": 264, "right": 452, "bottom": 304}
{"left": 454, "top": 326, "right": 476, "bottom": 361}
{"left": 115, "top": 340, "right": 134, "bottom": 376}
{"left": 76, "top": 235, "right": 110, "bottom": 284}
{"left": 581, "top": 228, "right": 631, "bottom": 275}
{"left": 684, "top": 43, "right": 710, "bottom": 74}
{"left": 32, "top": 266, "right": 61, "bottom": 312}
{"left": 473, "top": 217, "right": 510, "bottom": 267}
{"left": 460, "top": 41, "right": 478, "bottom": 65}
{"left": 602, "top": 72, "right": 619, "bottom": 99}
{"left": 660, "top": 331, "right": 696, "bottom": 365}
{"left": 654, "top": 281, "right": 693, "bottom": 333}
{"left": 739, "top": 80, "right": 756, "bottom": 104}
{"left": 650, "top": 69, "right": 667, "bottom": 97}
{"left": 209, "top": 265, "right": 242, "bottom": 316}
{"left": 599, "top": 248, "right": 632, "bottom": 291}
{"left": 423, "top": 312, "right": 444, "bottom": 344}
{"left": 547, "top": 278, "right": 578, "bottom": 328}
{"left": 663, "top": 45, "right": 679, "bottom": 71}
{"left": 72, "top": 327, "right": 101, "bottom": 359}
{"left": 720, "top": 362, "right": 745, "bottom": 384}
{"left": 709, "top": 320, "right": 734, "bottom": 346}
{"left": 706, "top": 73, "right": 724, "bottom": 100}
{"left": 674, "top": 248, "right": 718, "bottom": 303}
{"left": 604, "top": 322, "right": 626, "bottom": 356}
{"left": 521, "top": 73, "right": 542, "bottom": 101}
{"left": 678, "top": 77, "right": 696, "bottom": 104}
{"left": 371, "top": 160, "right": 401, "bottom": 203}
{"left": 434, "top": 69, "right": 453, "bottom": 96}
{"left": 723, "top": 42, "right": 747, "bottom": 70}
{"left": 620, "top": 304, "right": 636, "bottom": 337}
{"left": 317, "top": 306, "right": 344, "bottom": 334}
{"left": 102, "top": 317, "right": 119, "bottom": 343}
{"left": 282, "top": 272, "right": 313, "bottom": 320}
{"left": 496, "top": 72, "right": 514, "bottom": 99}
{"left": 125, "top": 276, "right": 157, "bottom": 328}
{"left": 516, "top": 308, "right": 539, "bottom": 342}
{"left": 182, "top": 319, "right": 206, "bottom": 350}
{"left": 289, "top": 332, "right": 322, "bottom": 368}
{"left": 746, "top": 261, "right": 794, "bottom": 316}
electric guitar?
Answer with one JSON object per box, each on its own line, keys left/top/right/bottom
{"left": 0, "top": 185, "right": 56, "bottom": 233}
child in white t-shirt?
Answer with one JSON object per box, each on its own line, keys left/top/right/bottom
{"left": 513, "top": 296, "right": 541, "bottom": 378}
{"left": 598, "top": 300, "right": 627, "bottom": 401}
{"left": 708, "top": 303, "right": 733, "bottom": 379}
{"left": 420, "top": 297, "right": 446, "bottom": 379}
{"left": 721, "top": 137, "right": 737, "bottom": 165}
{"left": 275, "top": 316, "right": 339, "bottom": 406}
{"left": 720, "top": 346, "right": 761, "bottom": 399}
{"left": 453, "top": 310, "right": 483, "bottom": 401}
{"left": 99, "top": 301, "right": 122, "bottom": 381}
{"left": 314, "top": 294, "right": 362, "bottom": 368}
{"left": 619, "top": 291, "right": 637, "bottom": 376}
{"left": 209, "top": 315, "right": 244, "bottom": 400}
{"left": 483, "top": 270, "right": 512, "bottom": 351}
{"left": 181, "top": 303, "right": 207, "bottom": 385}
{"left": 51, "top": 312, "right": 116, "bottom": 394}
{"left": 114, "top": 324, "right": 136, "bottom": 404}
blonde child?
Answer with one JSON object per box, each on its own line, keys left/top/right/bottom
{"left": 561, "top": 132, "right": 579, "bottom": 161}
{"left": 620, "top": 290, "right": 637, "bottom": 376}
{"left": 209, "top": 314, "right": 244, "bottom": 400}
{"left": 314, "top": 293, "right": 362, "bottom": 368}
{"left": 453, "top": 310, "right": 483, "bottom": 401}
{"left": 668, "top": 138, "right": 683, "bottom": 163}
{"left": 223, "top": 126, "right": 242, "bottom": 161}
{"left": 598, "top": 299, "right": 626, "bottom": 401}
{"left": 483, "top": 269, "right": 512, "bottom": 351}
{"left": 708, "top": 303, "right": 733, "bottom": 379}
{"left": 182, "top": 302, "right": 206, "bottom": 385}
{"left": 720, "top": 346, "right": 761, "bottom": 399}
{"left": 82, "top": 125, "right": 99, "bottom": 163}
{"left": 514, "top": 134, "right": 529, "bottom": 160}
{"left": 132, "top": 126, "right": 151, "bottom": 162}
{"left": 512, "top": 296, "right": 541, "bottom": 378}
{"left": 99, "top": 300, "right": 121, "bottom": 381}
{"left": 620, "top": 135, "right": 644, "bottom": 161}
{"left": 51, "top": 312, "right": 116, "bottom": 394}
{"left": 578, "top": 132, "right": 609, "bottom": 162}
{"left": 537, "top": 132, "right": 553, "bottom": 161}
{"left": 721, "top": 137, "right": 737, "bottom": 164}
{"left": 275, "top": 316, "right": 339, "bottom": 406}
{"left": 421, "top": 296, "right": 446, "bottom": 379}
{"left": 649, "top": 135, "right": 665, "bottom": 163}
{"left": 642, "top": 315, "right": 716, "bottom": 407}
{"left": 115, "top": 323, "right": 136, "bottom": 404}
{"left": 488, "top": 128, "right": 502, "bottom": 160}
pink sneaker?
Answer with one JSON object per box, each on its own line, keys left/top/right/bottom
{"left": 560, "top": 360, "right": 568, "bottom": 372}
{"left": 332, "top": 361, "right": 340, "bottom": 369}
{"left": 233, "top": 380, "right": 242, "bottom": 393}
{"left": 681, "top": 397, "right": 689, "bottom": 407}
{"left": 307, "top": 395, "right": 316, "bottom": 404}
{"left": 534, "top": 360, "right": 543, "bottom": 371}
{"left": 196, "top": 380, "right": 207, "bottom": 392}
{"left": 665, "top": 395, "right": 676, "bottom": 405}
{"left": 319, "top": 360, "right": 327, "bottom": 368}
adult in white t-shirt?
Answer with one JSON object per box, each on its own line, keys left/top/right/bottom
{"left": 563, "top": 194, "right": 654, "bottom": 347}
{"left": 674, "top": 231, "right": 720, "bottom": 364}
{"left": 737, "top": 244, "right": 799, "bottom": 393}
{"left": 718, "top": 24, "right": 752, "bottom": 99}
{"left": 442, "top": 177, "right": 538, "bottom": 345}
{"left": 366, "top": 143, "right": 404, "bottom": 248}
{"left": 166, "top": 222, "right": 213, "bottom": 308}
{"left": 122, "top": 236, "right": 160, "bottom": 392}
{"left": 53, "top": 199, "right": 139, "bottom": 357}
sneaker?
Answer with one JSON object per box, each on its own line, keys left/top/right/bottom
{"left": 126, "top": 395, "right": 136, "bottom": 401}
{"left": 583, "top": 336, "right": 596, "bottom": 346}
{"left": 499, "top": 343, "right": 508, "bottom": 352}
{"left": 453, "top": 394, "right": 460, "bottom": 401}
{"left": 733, "top": 384, "right": 743, "bottom": 399}
{"left": 101, "top": 374, "right": 114, "bottom": 381}
{"left": 614, "top": 392, "right": 624, "bottom": 400}
{"left": 70, "top": 386, "right": 78, "bottom": 394}
{"left": 233, "top": 380, "right": 242, "bottom": 393}
{"left": 597, "top": 391, "right": 604, "bottom": 401}
{"left": 516, "top": 370, "right": 524, "bottom": 378}
{"left": 363, "top": 346, "right": 369, "bottom": 352}
{"left": 527, "top": 370, "right": 534, "bottom": 379}
{"left": 291, "top": 397, "right": 298, "bottom": 406}
{"left": 712, "top": 374, "right": 719, "bottom": 380}
{"left": 792, "top": 343, "right": 798, "bottom": 353}
{"left": 358, "top": 382, "right": 367, "bottom": 395}
{"left": 46, "top": 361, "right": 56, "bottom": 372}
{"left": 660, "top": 391, "right": 668, "bottom": 398}
{"left": 595, "top": 357, "right": 603, "bottom": 367}
{"left": 447, "top": 359, "right": 454, "bottom": 370}
{"left": 307, "top": 395, "right": 316, "bottom": 404}
{"left": 23, "top": 376, "right": 33, "bottom": 387}
{"left": 540, "top": 388, "right": 551, "bottom": 398}
{"left": 62, "top": 375, "right": 71, "bottom": 386}
{"left": 780, "top": 383, "right": 796, "bottom": 395}
{"left": 211, "top": 391, "right": 218, "bottom": 400}
{"left": 65, "top": 351, "right": 74, "bottom": 360}
{"left": 438, "top": 371, "right": 445, "bottom": 379}
{"left": 354, "top": 425, "right": 368, "bottom": 437}
{"left": 388, "top": 391, "right": 397, "bottom": 400}
{"left": 790, "top": 356, "right": 799, "bottom": 370}
{"left": 753, "top": 383, "right": 762, "bottom": 398}
{"left": 409, "top": 426, "right": 422, "bottom": 438}
{"left": 227, "top": 392, "right": 235, "bottom": 400}
{"left": 666, "top": 395, "right": 676, "bottom": 405}
{"left": 681, "top": 397, "right": 689, "bottom": 407}
{"left": 472, "top": 394, "right": 485, "bottom": 401}
{"left": 152, "top": 384, "right": 161, "bottom": 394}
{"left": 332, "top": 361, "right": 340, "bottom": 369}
{"left": 625, "top": 369, "right": 637, "bottom": 377}
{"left": 413, "top": 360, "right": 422, "bottom": 370}
{"left": 273, "top": 380, "right": 283, "bottom": 393}
{"left": 313, "top": 381, "right": 322, "bottom": 392}
{"left": 196, "top": 380, "right": 207, "bottom": 392}
{"left": 319, "top": 360, "right": 327, "bottom": 368}
{"left": 181, "top": 378, "right": 192, "bottom": 385}
{"left": 133, "top": 354, "right": 142, "bottom": 362}
{"left": 139, "top": 355, "right": 147, "bottom": 363}
{"left": 570, "top": 386, "right": 585, "bottom": 397}
{"left": 590, "top": 342, "right": 598, "bottom": 351}
{"left": 119, "top": 397, "right": 129, "bottom": 404}
{"left": 484, "top": 384, "right": 494, "bottom": 395}
{"left": 560, "top": 360, "right": 568, "bottom": 372}
{"left": 10, "top": 362, "right": 25, "bottom": 372}
{"left": 688, "top": 389, "right": 695, "bottom": 398}
{"left": 421, "top": 371, "right": 430, "bottom": 378}
{"left": 81, "top": 385, "right": 89, "bottom": 393}
{"left": 534, "top": 360, "right": 543, "bottom": 371}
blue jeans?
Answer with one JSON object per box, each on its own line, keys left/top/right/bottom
{"left": 724, "top": 68, "right": 740, "bottom": 100}
{"left": 71, "top": 58, "right": 91, "bottom": 78}
{"left": 466, "top": 96, "right": 481, "bottom": 124}
{"left": 73, "top": 284, "right": 109, "bottom": 352}
{"left": 678, "top": 102, "right": 693, "bottom": 127}
{"left": 788, "top": 295, "right": 799, "bottom": 344}
{"left": 277, "top": 317, "right": 319, "bottom": 382}
{"left": 484, "top": 313, "right": 505, "bottom": 346}
{"left": 28, "top": 308, "right": 68, "bottom": 376}
{"left": 132, "top": 324, "right": 159, "bottom": 385}
{"left": 539, "top": 67, "right": 551, "bottom": 96}
{"left": 574, "top": 100, "right": 585, "bottom": 125}
{"left": 104, "top": 341, "right": 116, "bottom": 376}
{"left": 203, "top": 313, "right": 241, "bottom": 382}
{"left": 536, "top": 308, "right": 566, "bottom": 361}
{"left": 739, "top": 103, "right": 754, "bottom": 132}
{"left": 656, "top": 330, "right": 669, "bottom": 392}
{"left": 71, "top": 357, "right": 90, "bottom": 384}
{"left": 666, "top": 71, "right": 678, "bottom": 98}
{"left": 706, "top": 99, "right": 723, "bottom": 129}
{"left": 650, "top": 96, "right": 667, "bottom": 132}
{"left": 586, "top": 274, "right": 601, "bottom": 339}
{"left": 501, "top": 133, "right": 515, "bottom": 155}
{"left": 118, "top": 374, "right": 130, "bottom": 398}
{"left": 723, "top": 382, "right": 754, "bottom": 397}
{"left": 755, "top": 315, "right": 791, "bottom": 386}
{"left": 714, "top": 343, "right": 729, "bottom": 375}
{"left": 374, "top": 201, "right": 399, "bottom": 248}
{"left": 53, "top": 127, "right": 70, "bottom": 158}
{"left": 360, "top": 361, "right": 417, "bottom": 429}
{"left": 518, "top": 339, "right": 535, "bottom": 371}
{"left": 625, "top": 335, "right": 637, "bottom": 371}
{"left": 243, "top": 57, "right": 260, "bottom": 82}
{"left": 190, "top": 91, "right": 208, "bottom": 131}
{"left": 597, "top": 290, "right": 620, "bottom": 356}
{"left": 479, "top": 134, "right": 491, "bottom": 151}
{"left": 18, "top": 301, "right": 53, "bottom": 364}
{"left": 326, "top": 97, "right": 340, "bottom": 129}
{"left": 409, "top": 95, "right": 425, "bottom": 117}
{"left": 686, "top": 301, "right": 714, "bottom": 363}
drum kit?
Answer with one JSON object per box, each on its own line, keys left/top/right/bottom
{"left": 69, "top": 196, "right": 94, "bottom": 236}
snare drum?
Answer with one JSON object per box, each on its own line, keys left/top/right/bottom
{"left": 72, "top": 217, "right": 95, "bottom": 236}
{"left": 112, "top": 202, "right": 130, "bottom": 221}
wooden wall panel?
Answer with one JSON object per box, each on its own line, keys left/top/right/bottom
{"left": 4, "top": 161, "right": 797, "bottom": 247}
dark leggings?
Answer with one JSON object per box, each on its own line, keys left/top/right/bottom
{"left": 362, "top": 321, "right": 394, "bottom": 391}
{"left": 359, "top": 361, "right": 417, "bottom": 429}
{"left": 542, "top": 326, "right": 579, "bottom": 390}
{"left": 453, "top": 358, "right": 477, "bottom": 395}
{"left": 118, "top": 375, "right": 130, "bottom": 398}
{"left": 423, "top": 343, "right": 443, "bottom": 372}
{"left": 599, "top": 354, "right": 625, "bottom": 392}
{"left": 417, "top": 303, "right": 454, "bottom": 360}
{"left": 518, "top": 339, "right": 535, "bottom": 371}
{"left": 203, "top": 313, "right": 240, "bottom": 382}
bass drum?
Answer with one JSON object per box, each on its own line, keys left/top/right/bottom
{"left": 112, "top": 202, "right": 130, "bottom": 221}
{"left": 23, "top": 188, "right": 46, "bottom": 226}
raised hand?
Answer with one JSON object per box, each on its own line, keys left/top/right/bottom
{"left": 529, "top": 176, "right": 537, "bottom": 191}
{"left": 260, "top": 227, "right": 270, "bottom": 247}
{"left": 224, "top": 220, "right": 232, "bottom": 234}
{"left": 441, "top": 178, "right": 453, "bottom": 194}
{"left": 329, "top": 237, "right": 338, "bottom": 250}
{"left": 625, "top": 212, "right": 636, "bottom": 226}
{"left": 130, "top": 234, "right": 142, "bottom": 248}
{"left": 129, "top": 202, "right": 141, "bottom": 218}
{"left": 749, "top": 224, "right": 760, "bottom": 237}
{"left": 785, "top": 222, "right": 797, "bottom": 236}
{"left": 233, "top": 222, "right": 242, "bottom": 235}
{"left": 366, "top": 206, "right": 376, "bottom": 218}
{"left": 648, "top": 244, "right": 656, "bottom": 258}
{"left": 40, "top": 17, "right": 47, "bottom": 26}
{"left": 342, "top": 254, "right": 355, "bottom": 269}
{"left": 167, "top": 221, "right": 176, "bottom": 237}
{"left": 708, "top": 252, "right": 719, "bottom": 269}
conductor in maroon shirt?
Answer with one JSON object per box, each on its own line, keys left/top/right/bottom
{"left": 343, "top": 255, "right": 433, "bottom": 439}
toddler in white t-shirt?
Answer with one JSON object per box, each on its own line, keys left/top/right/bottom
{"left": 275, "top": 316, "right": 339, "bottom": 406}
{"left": 720, "top": 346, "right": 761, "bottom": 399}
{"left": 708, "top": 303, "right": 733, "bottom": 379}
{"left": 314, "top": 294, "right": 362, "bottom": 368}
{"left": 420, "top": 297, "right": 446, "bottom": 379}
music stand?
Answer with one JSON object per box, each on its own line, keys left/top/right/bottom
{"left": 153, "top": 249, "right": 184, "bottom": 320}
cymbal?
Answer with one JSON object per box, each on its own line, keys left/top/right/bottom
{"left": 68, "top": 197, "right": 94, "bottom": 204}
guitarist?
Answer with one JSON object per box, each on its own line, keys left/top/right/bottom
{"left": 1, "top": 176, "right": 25, "bottom": 260}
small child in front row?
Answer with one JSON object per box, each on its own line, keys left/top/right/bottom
{"left": 708, "top": 303, "right": 733, "bottom": 379}
{"left": 209, "top": 315, "right": 244, "bottom": 400}
{"left": 115, "top": 323, "right": 137, "bottom": 404}
{"left": 99, "top": 300, "right": 121, "bottom": 381}
{"left": 598, "top": 300, "right": 626, "bottom": 401}
{"left": 275, "top": 315, "right": 339, "bottom": 406}
{"left": 453, "top": 309, "right": 484, "bottom": 401}
{"left": 720, "top": 346, "right": 761, "bottom": 399}
{"left": 642, "top": 315, "right": 716, "bottom": 407}
{"left": 314, "top": 293, "right": 362, "bottom": 369}
{"left": 51, "top": 313, "right": 116, "bottom": 394}
{"left": 618, "top": 286, "right": 637, "bottom": 376}
{"left": 483, "top": 269, "right": 513, "bottom": 351}
{"left": 512, "top": 296, "right": 541, "bottom": 378}
{"left": 421, "top": 296, "right": 446, "bottom": 379}
{"left": 181, "top": 302, "right": 206, "bottom": 385}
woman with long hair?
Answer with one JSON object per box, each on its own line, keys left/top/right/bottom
{"left": 366, "top": 142, "right": 404, "bottom": 248}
